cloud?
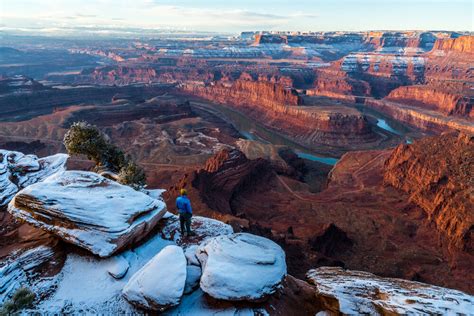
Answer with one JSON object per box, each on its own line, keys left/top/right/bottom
{"left": 75, "top": 13, "right": 97, "bottom": 18}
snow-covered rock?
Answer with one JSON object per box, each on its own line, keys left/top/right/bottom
{"left": 144, "top": 188, "right": 167, "bottom": 200}
{"left": 8, "top": 171, "right": 167, "bottom": 257}
{"left": 10, "top": 215, "right": 234, "bottom": 314}
{"left": 24, "top": 215, "right": 233, "bottom": 313}
{"left": 184, "top": 265, "right": 201, "bottom": 294}
{"left": 162, "top": 215, "right": 234, "bottom": 244}
{"left": 163, "top": 289, "right": 256, "bottom": 316}
{"left": 0, "top": 150, "right": 67, "bottom": 207}
{"left": 122, "top": 245, "right": 187, "bottom": 311}
{"left": 0, "top": 246, "right": 55, "bottom": 304}
{"left": 107, "top": 255, "right": 130, "bottom": 279}
{"left": 184, "top": 245, "right": 200, "bottom": 266}
{"left": 197, "top": 233, "right": 287, "bottom": 301}
{"left": 306, "top": 267, "right": 474, "bottom": 315}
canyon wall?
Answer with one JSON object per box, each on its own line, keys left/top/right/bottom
{"left": 387, "top": 86, "right": 473, "bottom": 118}
{"left": 363, "top": 31, "right": 437, "bottom": 50}
{"left": 431, "top": 35, "right": 474, "bottom": 54}
{"left": 364, "top": 98, "right": 474, "bottom": 134}
{"left": 253, "top": 31, "right": 443, "bottom": 51}
{"left": 184, "top": 78, "right": 380, "bottom": 151}
{"left": 384, "top": 132, "right": 474, "bottom": 252}
{"left": 87, "top": 66, "right": 159, "bottom": 85}
{"left": 306, "top": 68, "right": 370, "bottom": 101}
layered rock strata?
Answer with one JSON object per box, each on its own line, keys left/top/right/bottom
{"left": 8, "top": 171, "right": 167, "bottom": 257}
{"left": 307, "top": 267, "right": 474, "bottom": 315}
{"left": 0, "top": 150, "right": 68, "bottom": 207}
{"left": 384, "top": 132, "right": 473, "bottom": 252}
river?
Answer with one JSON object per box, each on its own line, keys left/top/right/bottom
{"left": 355, "top": 105, "right": 414, "bottom": 144}
{"left": 191, "top": 101, "right": 341, "bottom": 165}
{"left": 192, "top": 101, "right": 414, "bottom": 166}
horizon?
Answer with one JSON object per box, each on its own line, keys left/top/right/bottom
{"left": 1, "top": 0, "right": 472, "bottom": 37}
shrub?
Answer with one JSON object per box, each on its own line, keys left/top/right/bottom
{"left": 118, "top": 160, "right": 147, "bottom": 189}
{"left": 63, "top": 121, "right": 146, "bottom": 189}
{"left": 0, "top": 287, "right": 35, "bottom": 315}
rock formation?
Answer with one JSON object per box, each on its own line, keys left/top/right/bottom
{"left": 107, "top": 255, "right": 130, "bottom": 279}
{"left": 431, "top": 35, "right": 474, "bottom": 54}
{"left": 1, "top": 144, "right": 473, "bottom": 314}
{"left": 8, "top": 171, "right": 167, "bottom": 257}
{"left": 188, "top": 141, "right": 473, "bottom": 293}
{"left": 386, "top": 85, "right": 473, "bottom": 118}
{"left": 363, "top": 98, "right": 474, "bottom": 134}
{"left": 384, "top": 132, "right": 474, "bottom": 252}
{"left": 196, "top": 233, "right": 287, "bottom": 301}
{"left": 0, "top": 150, "right": 68, "bottom": 206}
{"left": 192, "top": 148, "right": 273, "bottom": 215}
{"left": 88, "top": 66, "right": 159, "bottom": 86}
{"left": 122, "top": 245, "right": 187, "bottom": 311}
{"left": 307, "top": 267, "right": 473, "bottom": 315}
{"left": 0, "top": 246, "right": 56, "bottom": 305}
{"left": 184, "top": 78, "right": 380, "bottom": 152}
{"left": 184, "top": 265, "right": 201, "bottom": 294}
{"left": 308, "top": 223, "right": 354, "bottom": 257}
{"left": 185, "top": 77, "right": 302, "bottom": 109}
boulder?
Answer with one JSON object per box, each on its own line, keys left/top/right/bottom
{"left": 8, "top": 171, "right": 167, "bottom": 257}
{"left": 184, "top": 245, "right": 200, "bottom": 266}
{"left": 307, "top": 267, "right": 474, "bottom": 315}
{"left": 107, "top": 255, "right": 129, "bottom": 279}
{"left": 197, "top": 233, "right": 286, "bottom": 301}
{"left": 184, "top": 265, "right": 202, "bottom": 294}
{"left": 122, "top": 245, "right": 186, "bottom": 311}
{"left": 0, "top": 150, "right": 67, "bottom": 207}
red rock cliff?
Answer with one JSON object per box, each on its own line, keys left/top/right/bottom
{"left": 384, "top": 132, "right": 474, "bottom": 252}
{"left": 192, "top": 149, "right": 273, "bottom": 215}
{"left": 386, "top": 85, "right": 473, "bottom": 118}
{"left": 431, "top": 36, "right": 474, "bottom": 54}
{"left": 87, "top": 66, "right": 158, "bottom": 85}
{"left": 184, "top": 78, "right": 379, "bottom": 151}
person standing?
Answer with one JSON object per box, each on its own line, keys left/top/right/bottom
{"left": 176, "top": 189, "right": 194, "bottom": 236}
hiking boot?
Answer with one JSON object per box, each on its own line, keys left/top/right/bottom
{"left": 188, "top": 231, "right": 196, "bottom": 236}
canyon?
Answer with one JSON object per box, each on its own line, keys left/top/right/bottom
{"left": 168, "top": 134, "right": 473, "bottom": 294}
{"left": 0, "top": 30, "right": 473, "bottom": 314}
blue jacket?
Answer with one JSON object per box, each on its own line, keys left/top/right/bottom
{"left": 176, "top": 196, "right": 192, "bottom": 215}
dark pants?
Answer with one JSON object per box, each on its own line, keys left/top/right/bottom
{"left": 179, "top": 212, "right": 192, "bottom": 235}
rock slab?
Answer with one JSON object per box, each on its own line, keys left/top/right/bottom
{"left": 307, "top": 267, "right": 474, "bottom": 315}
{"left": 8, "top": 171, "right": 167, "bottom": 257}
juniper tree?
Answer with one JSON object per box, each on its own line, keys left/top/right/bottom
{"left": 63, "top": 121, "right": 146, "bottom": 189}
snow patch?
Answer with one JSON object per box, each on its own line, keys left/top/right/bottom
{"left": 184, "top": 265, "right": 201, "bottom": 294}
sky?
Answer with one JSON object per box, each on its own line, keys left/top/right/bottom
{"left": 0, "top": 0, "right": 472, "bottom": 35}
